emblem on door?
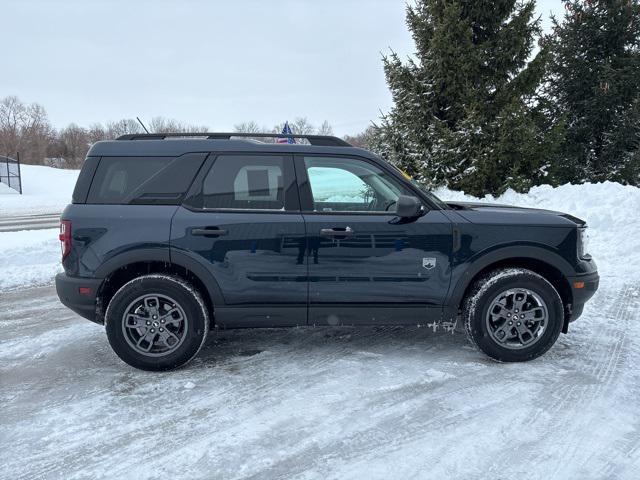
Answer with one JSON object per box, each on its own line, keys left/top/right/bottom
{"left": 422, "top": 257, "right": 436, "bottom": 269}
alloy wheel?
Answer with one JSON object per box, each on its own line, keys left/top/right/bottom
{"left": 485, "top": 288, "right": 548, "bottom": 350}
{"left": 121, "top": 294, "right": 188, "bottom": 357}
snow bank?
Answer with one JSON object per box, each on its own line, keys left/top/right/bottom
{"left": 0, "top": 228, "right": 61, "bottom": 291}
{"left": 434, "top": 181, "right": 640, "bottom": 285}
{"left": 0, "top": 164, "right": 79, "bottom": 216}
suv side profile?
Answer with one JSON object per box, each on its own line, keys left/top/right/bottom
{"left": 56, "top": 132, "right": 599, "bottom": 370}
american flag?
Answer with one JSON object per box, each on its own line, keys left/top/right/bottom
{"left": 277, "top": 121, "right": 296, "bottom": 144}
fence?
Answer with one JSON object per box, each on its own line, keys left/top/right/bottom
{"left": 0, "top": 154, "right": 22, "bottom": 194}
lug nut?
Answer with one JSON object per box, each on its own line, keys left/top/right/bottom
{"left": 160, "top": 319, "right": 165, "bottom": 324}
{"left": 509, "top": 321, "right": 513, "bottom": 325}
{"left": 517, "top": 322, "right": 521, "bottom": 326}
{"left": 150, "top": 328, "right": 155, "bottom": 333}
{"left": 146, "top": 321, "right": 151, "bottom": 325}
{"left": 159, "top": 327, "right": 164, "bottom": 332}
{"left": 521, "top": 314, "right": 525, "bottom": 318}
{"left": 152, "top": 315, "right": 157, "bottom": 319}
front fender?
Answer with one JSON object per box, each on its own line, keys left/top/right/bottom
{"left": 446, "top": 244, "right": 575, "bottom": 309}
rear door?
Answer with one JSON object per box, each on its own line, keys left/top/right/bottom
{"left": 296, "top": 155, "right": 452, "bottom": 326}
{"left": 171, "top": 153, "right": 307, "bottom": 327}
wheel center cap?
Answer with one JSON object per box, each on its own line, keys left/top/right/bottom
{"left": 153, "top": 321, "right": 159, "bottom": 327}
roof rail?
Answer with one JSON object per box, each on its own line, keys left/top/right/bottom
{"left": 116, "top": 132, "right": 352, "bottom": 147}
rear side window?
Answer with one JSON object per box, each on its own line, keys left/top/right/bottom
{"left": 200, "top": 155, "right": 296, "bottom": 211}
{"left": 86, "top": 153, "right": 206, "bottom": 204}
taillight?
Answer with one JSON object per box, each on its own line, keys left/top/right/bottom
{"left": 59, "top": 220, "right": 72, "bottom": 260}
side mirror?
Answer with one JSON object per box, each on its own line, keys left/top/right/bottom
{"left": 395, "top": 195, "right": 423, "bottom": 218}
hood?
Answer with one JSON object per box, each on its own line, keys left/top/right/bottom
{"left": 446, "top": 201, "right": 586, "bottom": 227}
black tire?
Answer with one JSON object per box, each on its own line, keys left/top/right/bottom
{"left": 105, "top": 275, "right": 210, "bottom": 371}
{"left": 463, "top": 268, "right": 564, "bottom": 362}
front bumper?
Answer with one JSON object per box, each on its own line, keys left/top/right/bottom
{"left": 55, "top": 273, "right": 103, "bottom": 324}
{"left": 566, "top": 270, "right": 599, "bottom": 322}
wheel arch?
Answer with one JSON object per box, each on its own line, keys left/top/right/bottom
{"left": 95, "top": 251, "right": 224, "bottom": 324}
{"left": 448, "top": 247, "right": 574, "bottom": 331}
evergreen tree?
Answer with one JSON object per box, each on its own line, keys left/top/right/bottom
{"left": 545, "top": 0, "right": 640, "bottom": 185}
{"left": 377, "top": 0, "right": 555, "bottom": 196}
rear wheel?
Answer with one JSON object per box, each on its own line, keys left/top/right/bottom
{"left": 105, "top": 275, "right": 209, "bottom": 371}
{"left": 463, "top": 268, "right": 564, "bottom": 362}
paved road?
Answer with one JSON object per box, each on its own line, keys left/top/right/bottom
{"left": 0, "top": 213, "right": 60, "bottom": 232}
{"left": 1, "top": 284, "right": 639, "bottom": 480}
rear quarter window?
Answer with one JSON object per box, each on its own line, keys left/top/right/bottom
{"left": 86, "top": 153, "right": 207, "bottom": 204}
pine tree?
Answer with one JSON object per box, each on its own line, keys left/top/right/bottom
{"left": 377, "top": 0, "right": 554, "bottom": 196}
{"left": 545, "top": 0, "right": 640, "bottom": 185}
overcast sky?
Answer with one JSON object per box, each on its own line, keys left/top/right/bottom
{"left": 3, "top": 0, "right": 562, "bottom": 136}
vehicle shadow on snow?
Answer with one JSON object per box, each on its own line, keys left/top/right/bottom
{"left": 191, "top": 325, "right": 473, "bottom": 367}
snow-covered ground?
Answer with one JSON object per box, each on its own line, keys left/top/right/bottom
{"left": 0, "top": 165, "right": 78, "bottom": 289}
{"left": 1, "top": 283, "right": 639, "bottom": 479}
{"left": 1, "top": 165, "right": 640, "bottom": 478}
{"left": 0, "top": 228, "right": 60, "bottom": 290}
{"left": 0, "top": 164, "right": 79, "bottom": 216}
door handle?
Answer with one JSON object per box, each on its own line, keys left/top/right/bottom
{"left": 192, "top": 227, "right": 228, "bottom": 237}
{"left": 319, "top": 226, "right": 354, "bottom": 237}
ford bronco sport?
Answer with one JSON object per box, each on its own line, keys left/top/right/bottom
{"left": 55, "top": 132, "right": 599, "bottom": 370}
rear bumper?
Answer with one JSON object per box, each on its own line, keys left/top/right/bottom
{"left": 567, "top": 271, "right": 599, "bottom": 322}
{"left": 55, "top": 273, "right": 103, "bottom": 324}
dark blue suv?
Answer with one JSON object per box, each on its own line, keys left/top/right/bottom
{"left": 55, "top": 132, "right": 599, "bottom": 370}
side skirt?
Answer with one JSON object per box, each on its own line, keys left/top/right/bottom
{"left": 309, "top": 305, "right": 444, "bottom": 327}
{"left": 214, "top": 305, "right": 446, "bottom": 329}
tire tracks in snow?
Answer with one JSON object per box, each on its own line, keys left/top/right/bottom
{"left": 515, "top": 284, "right": 639, "bottom": 478}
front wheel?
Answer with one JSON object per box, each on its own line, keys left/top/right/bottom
{"left": 463, "top": 268, "right": 564, "bottom": 362}
{"left": 105, "top": 275, "right": 210, "bottom": 371}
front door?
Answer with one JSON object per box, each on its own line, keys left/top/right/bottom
{"left": 171, "top": 153, "right": 306, "bottom": 327}
{"left": 295, "top": 155, "right": 452, "bottom": 326}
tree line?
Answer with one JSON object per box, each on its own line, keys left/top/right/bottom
{"left": 0, "top": 95, "right": 334, "bottom": 169}
{"left": 368, "top": 0, "right": 640, "bottom": 196}
{"left": 0, "top": 96, "right": 210, "bottom": 168}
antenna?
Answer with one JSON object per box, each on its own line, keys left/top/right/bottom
{"left": 136, "top": 116, "right": 150, "bottom": 134}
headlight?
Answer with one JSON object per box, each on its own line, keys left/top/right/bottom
{"left": 578, "top": 227, "right": 590, "bottom": 258}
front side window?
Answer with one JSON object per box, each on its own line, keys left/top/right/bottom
{"left": 202, "top": 155, "right": 291, "bottom": 210}
{"left": 303, "top": 156, "right": 414, "bottom": 213}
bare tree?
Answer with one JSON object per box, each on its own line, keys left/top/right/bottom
{"left": 233, "top": 121, "right": 262, "bottom": 134}
{"left": 343, "top": 125, "right": 381, "bottom": 150}
{"left": 105, "top": 118, "right": 144, "bottom": 138}
{"left": 149, "top": 116, "right": 208, "bottom": 134}
{"left": 316, "top": 120, "right": 334, "bottom": 136}
{"left": 87, "top": 123, "right": 108, "bottom": 144}
{"left": 58, "top": 124, "right": 90, "bottom": 168}
{"left": 233, "top": 121, "right": 273, "bottom": 142}
{"left": 0, "top": 96, "right": 52, "bottom": 164}
{"left": 291, "top": 117, "right": 315, "bottom": 136}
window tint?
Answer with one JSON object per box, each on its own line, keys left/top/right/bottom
{"left": 202, "top": 155, "right": 291, "bottom": 210}
{"left": 304, "top": 156, "right": 413, "bottom": 213}
{"left": 87, "top": 154, "right": 206, "bottom": 204}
